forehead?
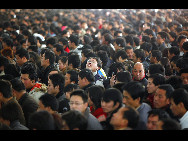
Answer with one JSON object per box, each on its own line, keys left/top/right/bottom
{"left": 21, "top": 73, "right": 29, "bottom": 78}
{"left": 70, "top": 95, "right": 83, "bottom": 102}
{"left": 156, "top": 88, "right": 166, "bottom": 95}
{"left": 134, "top": 64, "right": 144, "bottom": 70}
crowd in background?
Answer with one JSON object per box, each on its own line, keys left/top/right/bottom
{"left": 0, "top": 9, "right": 188, "bottom": 130}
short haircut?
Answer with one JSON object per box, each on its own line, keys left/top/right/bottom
{"left": 140, "top": 42, "right": 152, "bottom": 53}
{"left": 147, "top": 109, "right": 170, "bottom": 119}
{"left": 10, "top": 78, "right": 26, "bottom": 92}
{"left": 43, "top": 49, "right": 55, "bottom": 65}
{"left": 159, "top": 118, "right": 181, "bottom": 130}
{"left": 114, "top": 37, "right": 126, "bottom": 47}
{"left": 78, "top": 68, "right": 95, "bottom": 83}
{"left": 182, "top": 41, "right": 188, "bottom": 51}
{"left": 64, "top": 84, "right": 79, "bottom": 93}
{"left": 29, "top": 110, "right": 55, "bottom": 130}
{"left": 0, "top": 79, "right": 12, "bottom": 98}
{"left": 87, "top": 57, "right": 102, "bottom": 68}
{"left": 158, "top": 84, "right": 174, "bottom": 99}
{"left": 122, "top": 81, "right": 145, "bottom": 103}
{"left": 116, "top": 71, "right": 132, "bottom": 84}
{"left": 39, "top": 93, "right": 59, "bottom": 111}
{"left": 70, "top": 89, "right": 88, "bottom": 103}
{"left": 115, "top": 50, "right": 128, "bottom": 60}
{"left": 61, "top": 110, "right": 88, "bottom": 130}
{"left": 15, "top": 47, "right": 30, "bottom": 60}
{"left": 49, "top": 73, "right": 65, "bottom": 93}
{"left": 170, "top": 88, "right": 188, "bottom": 110}
{"left": 69, "top": 34, "right": 79, "bottom": 46}
{"left": 151, "top": 50, "right": 162, "bottom": 62}
{"left": 169, "top": 46, "right": 180, "bottom": 56}
{"left": 102, "top": 88, "right": 123, "bottom": 107}
{"left": 21, "top": 62, "right": 38, "bottom": 82}
{"left": 149, "top": 64, "right": 165, "bottom": 76}
{"left": 68, "top": 54, "right": 81, "bottom": 68}
{"left": 148, "top": 73, "right": 166, "bottom": 86}
{"left": 134, "top": 49, "right": 146, "bottom": 62}
{"left": 66, "top": 70, "right": 79, "bottom": 84}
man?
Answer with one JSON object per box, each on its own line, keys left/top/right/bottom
{"left": 69, "top": 89, "right": 103, "bottom": 130}
{"left": 10, "top": 78, "right": 38, "bottom": 127}
{"left": 101, "top": 88, "right": 123, "bottom": 130}
{"left": 147, "top": 109, "right": 170, "bottom": 130}
{"left": 170, "top": 88, "right": 188, "bottom": 129}
{"left": 78, "top": 68, "right": 95, "bottom": 91}
{"left": 122, "top": 81, "right": 151, "bottom": 128}
{"left": 86, "top": 57, "right": 106, "bottom": 87}
{"left": 0, "top": 80, "right": 26, "bottom": 126}
{"left": 64, "top": 70, "right": 78, "bottom": 87}
{"left": 150, "top": 50, "right": 162, "bottom": 64}
{"left": 21, "top": 62, "right": 47, "bottom": 103}
{"left": 154, "top": 84, "right": 177, "bottom": 120}
{"left": 146, "top": 73, "right": 166, "bottom": 108}
{"left": 110, "top": 106, "right": 139, "bottom": 130}
{"left": 180, "top": 68, "right": 188, "bottom": 85}
{"left": 132, "top": 62, "right": 148, "bottom": 88}
{"left": 15, "top": 47, "right": 30, "bottom": 67}
{"left": 40, "top": 48, "right": 56, "bottom": 86}
{"left": 125, "top": 46, "right": 134, "bottom": 60}
{"left": 47, "top": 73, "right": 65, "bottom": 103}
{"left": 156, "top": 31, "right": 170, "bottom": 52}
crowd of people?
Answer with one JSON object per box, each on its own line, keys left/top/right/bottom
{"left": 0, "top": 9, "right": 188, "bottom": 130}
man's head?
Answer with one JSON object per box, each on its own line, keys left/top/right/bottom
{"left": 0, "top": 80, "right": 13, "bottom": 101}
{"left": 20, "top": 62, "right": 38, "bottom": 90}
{"left": 15, "top": 47, "right": 30, "bottom": 66}
{"left": 86, "top": 57, "right": 102, "bottom": 72}
{"left": 154, "top": 84, "right": 174, "bottom": 109}
{"left": 180, "top": 68, "right": 188, "bottom": 85}
{"left": 132, "top": 62, "right": 145, "bottom": 81}
{"left": 48, "top": 73, "right": 65, "bottom": 96}
{"left": 150, "top": 50, "right": 162, "bottom": 64}
{"left": 101, "top": 88, "right": 123, "bottom": 114}
{"left": 110, "top": 106, "right": 139, "bottom": 130}
{"left": 65, "top": 70, "right": 78, "bottom": 87}
{"left": 69, "top": 89, "right": 88, "bottom": 114}
{"left": 147, "top": 74, "right": 166, "bottom": 94}
{"left": 40, "top": 49, "right": 55, "bottom": 68}
{"left": 78, "top": 69, "right": 94, "bottom": 89}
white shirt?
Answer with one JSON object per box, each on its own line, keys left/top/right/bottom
{"left": 180, "top": 111, "right": 188, "bottom": 129}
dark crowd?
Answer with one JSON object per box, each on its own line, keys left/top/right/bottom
{"left": 0, "top": 9, "right": 188, "bottom": 130}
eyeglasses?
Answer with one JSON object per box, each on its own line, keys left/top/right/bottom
{"left": 69, "top": 101, "right": 84, "bottom": 106}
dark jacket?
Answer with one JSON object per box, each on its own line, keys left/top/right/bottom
{"left": 18, "top": 93, "right": 38, "bottom": 127}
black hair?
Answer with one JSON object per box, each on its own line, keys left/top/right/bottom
{"left": 115, "top": 50, "right": 128, "bottom": 60}
{"left": 70, "top": 89, "right": 88, "bottom": 103}
{"left": 169, "top": 46, "right": 180, "bottom": 56}
{"left": 151, "top": 50, "right": 162, "bottom": 62}
{"left": 134, "top": 49, "right": 146, "bottom": 62}
{"left": 64, "top": 84, "right": 79, "bottom": 93}
{"left": 158, "top": 84, "right": 174, "bottom": 99}
{"left": 15, "top": 47, "right": 30, "bottom": 60}
{"left": 43, "top": 49, "right": 55, "bottom": 65}
{"left": 69, "top": 34, "right": 79, "bottom": 46}
{"left": 10, "top": 78, "right": 26, "bottom": 92}
{"left": 149, "top": 64, "right": 165, "bottom": 76}
{"left": 96, "top": 50, "right": 108, "bottom": 67}
{"left": 39, "top": 93, "right": 59, "bottom": 112}
{"left": 116, "top": 71, "right": 132, "bottom": 84}
{"left": 148, "top": 73, "right": 166, "bottom": 86}
{"left": 66, "top": 70, "right": 79, "bottom": 84}
{"left": 147, "top": 109, "right": 170, "bottom": 119}
{"left": 68, "top": 54, "right": 81, "bottom": 68}
{"left": 78, "top": 68, "right": 95, "bottom": 83}
{"left": 114, "top": 37, "right": 126, "bottom": 47}
{"left": 140, "top": 42, "right": 152, "bottom": 53}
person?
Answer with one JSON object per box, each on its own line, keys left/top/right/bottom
{"left": 0, "top": 102, "right": 29, "bottom": 130}
{"left": 150, "top": 50, "right": 162, "bottom": 64}
{"left": 15, "top": 47, "right": 30, "bottom": 67}
{"left": 156, "top": 31, "right": 170, "bottom": 52}
{"left": 40, "top": 48, "right": 56, "bottom": 86}
{"left": 177, "top": 35, "right": 187, "bottom": 56}
{"left": 20, "top": 62, "right": 47, "bottom": 103}
{"left": 132, "top": 62, "right": 148, "bottom": 88}
{"left": 65, "top": 70, "right": 78, "bottom": 87}
{"left": 28, "top": 110, "right": 55, "bottom": 130}
{"left": 61, "top": 110, "right": 88, "bottom": 130}
{"left": 122, "top": 81, "right": 151, "bottom": 128}
{"left": 38, "top": 93, "right": 59, "bottom": 115}
{"left": 58, "top": 84, "right": 79, "bottom": 114}
{"left": 78, "top": 68, "right": 95, "bottom": 91}
{"left": 125, "top": 46, "right": 134, "bottom": 60}
{"left": 180, "top": 68, "right": 188, "bottom": 85}
{"left": 10, "top": 78, "right": 38, "bottom": 127}
{"left": 101, "top": 88, "right": 123, "bottom": 130}
{"left": 145, "top": 73, "right": 166, "bottom": 108}
{"left": 170, "top": 88, "right": 188, "bottom": 129}
{"left": 87, "top": 85, "right": 107, "bottom": 122}
{"left": 58, "top": 56, "right": 68, "bottom": 75}
{"left": 69, "top": 89, "right": 103, "bottom": 130}
{"left": 110, "top": 106, "right": 139, "bottom": 130}
{"left": 148, "top": 64, "right": 165, "bottom": 77}
{"left": 156, "top": 118, "right": 181, "bottom": 130}
{"left": 47, "top": 73, "right": 65, "bottom": 103}
{"left": 67, "top": 53, "right": 81, "bottom": 72}
{"left": 154, "top": 84, "right": 177, "bottom": 120}
{"left": 0, "top": 79, "right": 26, "bottom": 126}
{"left": 86, "top": 57, "right": 106, "bottom": 87}
{"left": 146, "top": 109, "right": 170, "bottom": 130}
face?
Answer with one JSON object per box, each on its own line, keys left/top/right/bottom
{"left": 101, "top": 100, "right": 119, "bottom": 114}
{"left": 88, "top": 93, "right": 94, "bottom": 107}
{"left": 20, "top": 74, "right": 34, "bottom": 90}
{"left": 41, "top": 53, "right": 48, "bottom": 67}
{"left": 154, "top": 88, "right": 170, "bottom": 109}
{"left": 78, "top": 76, "right": 86, "bottom": 89}
{"left": 110, "top": 107, "right": 128, "bottom": 129}
{"left": 146, "top": 114, "right": 159, "bottom": 130}
{"left": 126, "top": 49, "right": 133, "bottom": 59}
{"left": 157, "top": 34, "right": 164, "bottom": 45}
{"left": 15, "top": 55, "right": 25, "bottom": 66}
{"left": 132, "top": 53, "right": 138, "bottom": 63}
{"left": 147, "top": 78, "right": 158, "bottom": 94}
{"left": 123, "top": 90, "right": 138, "bottom": 108}
{"left": 47, "top": 79, "right": 59, "bottom": 95}
{"left": 70, "top": 95, "right": 88, "bottom": 114}
{"left": 65, "top": 73, "right": 71, "bottom": 87}
{"left": 181, "top": 73, "right": 188, "bottom": 85}
{"left": 86, "top": 58, "right": 98, "bottom": 72}
{"left": 156, "top": 120, "right": 164, "bottom": 130}
{"left": 170, "top": 98, "right": 181, "bottom": 117}
{"left": 179, "top": 38, "right": 187, "bottom": 48}
{"left": 132, "top": 63, "right": 145, "bottom": 81}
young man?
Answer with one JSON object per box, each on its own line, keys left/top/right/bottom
{"left": 69, "top": 89, "right": 103, "bottom": 130}
{"left": 20, "top": 62, "right": 47, "bottom": 103}
{"left": 86, "top": 57, "right": 106, "bottom": 87}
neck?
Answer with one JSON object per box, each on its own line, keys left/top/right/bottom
{"left": 3, "top": 97, "right": 13, "bottom": 103}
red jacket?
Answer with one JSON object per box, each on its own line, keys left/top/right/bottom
{"left": 90, "top": 106, "right": 107, "bottom": 119}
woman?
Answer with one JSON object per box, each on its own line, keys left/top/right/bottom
{"left": 87, "top": 85, "right": 107, "bottom": 122}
